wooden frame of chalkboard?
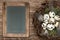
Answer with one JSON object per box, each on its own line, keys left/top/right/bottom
{"left": 3, "top": 2, "right": 30, "bottom": 37}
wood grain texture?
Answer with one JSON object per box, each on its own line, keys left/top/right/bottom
{"left": 1, "top": 0, "right": 60, "bottom": 40}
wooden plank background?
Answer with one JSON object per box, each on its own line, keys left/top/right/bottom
{"left": 1, "top": 0, "right": 60, "bottom": 40}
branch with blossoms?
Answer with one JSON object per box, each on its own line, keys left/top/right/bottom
{"left": 38, "top": 11, "right": 60, "bottom": 36}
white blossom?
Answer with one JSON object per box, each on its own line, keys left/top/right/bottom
{"left": 44, "top": 20, "right": 48, "bottom": 24}
{"left": 54, "top": 15, "right": 60, "bottom": 21}
{"left": 42, "top": 23, "right": 47, "bottom": 30}
{"left": 49, "top": 18, "right": 55, "bottom": 23}
{"left": 49, "top": 11, "right": 55, "bottom": 18}
{"left": 44, "top": 14, "right": 49, "bottom": 21}
{"left": 55, "top": 22, "right": 59, "bottom": 27}
{"left": 47, "top": 24, "right": 55, "bottom": 30}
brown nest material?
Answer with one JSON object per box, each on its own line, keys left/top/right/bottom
{"left": 32, "top": 0, "right": 60, "bottom": 39}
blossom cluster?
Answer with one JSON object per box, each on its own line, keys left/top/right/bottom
{"left": 38, "top": 11, "right": 60, "bottom": 32}
{"left": 42, "top": 11, "right": 60, "bottom": 31}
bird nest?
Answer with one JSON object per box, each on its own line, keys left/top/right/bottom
{"left": 32, "top": 1, "right": 60, "bottom": 39}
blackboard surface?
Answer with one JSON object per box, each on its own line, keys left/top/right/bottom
{"left": 7, "top": 6, "right": 26, "bottom": 34}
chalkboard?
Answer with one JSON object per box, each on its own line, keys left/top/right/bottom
{"left": 7, "top": 6, "right": 26, "bottom": 34}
